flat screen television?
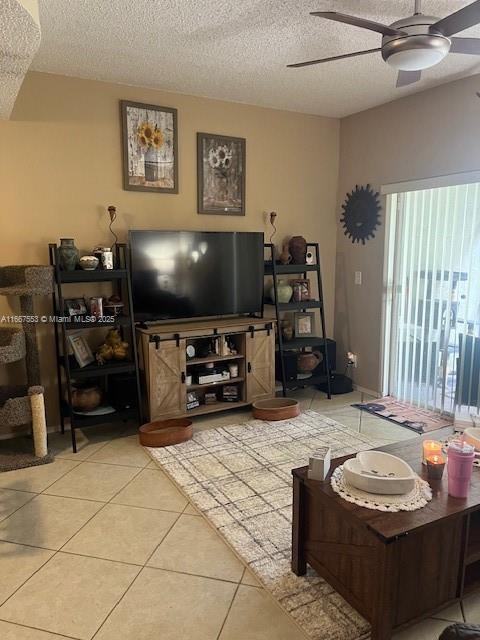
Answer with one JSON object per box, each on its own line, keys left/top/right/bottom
{"left": 129, "top": 230, "right": 264, "bottom": 322}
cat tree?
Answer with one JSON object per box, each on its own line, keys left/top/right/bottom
{"left": 0, "top": 265, "right": 53, "bottom": 464}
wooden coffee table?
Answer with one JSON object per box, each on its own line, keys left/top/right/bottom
{"left": 292, "top": 429, "right": 480, "bottom": 640}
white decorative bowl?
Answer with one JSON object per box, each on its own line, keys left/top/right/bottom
{"left": 79, "top": 255, "right": 99, "bottom": 270}
{"left": 464, "top": 427, "right": 480, "bottom": 451}
{"left": 343, "top": 451, "right": 415, "bottom": 495}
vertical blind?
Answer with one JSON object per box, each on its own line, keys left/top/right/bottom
{"left": 388, "top": 183, "right": 480, "bottom": 416}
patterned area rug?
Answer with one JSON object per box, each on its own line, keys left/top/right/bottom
{"left": 146, "top": 410, "right": 387, "bottom": 640}
{"left": 353, "top": 395, "right": 453, "bottom": 433}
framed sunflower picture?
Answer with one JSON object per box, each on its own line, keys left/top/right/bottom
{"left": 121, "top": 100, "right": 178, "bottom": 193}
{"left": 197, "top": 132, "right": 245, "bottom": 215}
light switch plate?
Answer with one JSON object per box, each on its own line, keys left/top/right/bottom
{"left": 355, "top": 271, "right": 362, "bottom": 285}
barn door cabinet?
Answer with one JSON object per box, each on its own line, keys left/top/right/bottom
{"left": 246, "top": 328, "right": 275, "bottom": 402}
{"left": 137, "top": 317, "right": 276, "bottom": 420}
{"left": 147, "top": 338, "right": 186, "bottom": 419}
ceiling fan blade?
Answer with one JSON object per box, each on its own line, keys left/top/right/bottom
{"left": 287, "top": 48, "right": 381, "bottom": 68}
{"left": 310, "top": 11, "right": 404, "bottom": 37}
{"left": 430, "top": 0, "right": 480, "bottom": 36}
{"left": 396, "top": 69, "right": 422, "bottom": 87}
{"left": 450, "top": 36, "right": 480, "bottom": 54}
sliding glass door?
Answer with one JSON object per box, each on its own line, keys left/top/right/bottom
{"left": 386, "top": 182, "right": 480, "bottom": 416}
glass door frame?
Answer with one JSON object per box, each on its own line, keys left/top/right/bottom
{"left": 380, "top": 170, "right": 480, "bottom": 406}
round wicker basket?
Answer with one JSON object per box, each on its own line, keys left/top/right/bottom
{"left": 139, "top": 418, "right": 193, "bottom": 447}
{"left": 252, "top": 398, "right": 300, "bottom": 421}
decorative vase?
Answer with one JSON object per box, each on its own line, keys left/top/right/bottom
{"left": 279, "top": 241, "right": 292, "bottom": 265}
{"left": 270, "top": 280, "right": 293, "bottom": 304}
{"left": 69, "top": 384, "right": 102, "bottom": 412}
{"left": 289, "top": 236, "right": 307, "bottom": 264}
{"left": 144, "top": 146, "right": 159, "bottom": 183}
{"left": 297, "top": 351, "right": 323, "bottom": 373}
{"left": 58, "top": 238, "right": 79, "bottom": 271}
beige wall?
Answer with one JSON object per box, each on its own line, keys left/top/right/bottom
{"left": 0, "top": 71, "right": 339, "bottom": 427}
{"left": 335, "top": 73, "right": 480, "bottom": 393}
{"left": 18, "top": 0, "right": 40, "bottom": 25}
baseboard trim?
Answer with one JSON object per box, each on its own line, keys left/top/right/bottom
{"left": 352, "top": 384, "right": 380, "bottom": 398}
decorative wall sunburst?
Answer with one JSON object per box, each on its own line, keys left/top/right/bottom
{"left": 340, "top": 184, "right": 381, "bottom": 245}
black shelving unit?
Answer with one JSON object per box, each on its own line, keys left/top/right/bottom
{"left": 49, "top": 243, "right": 142, "bottom": 452}
{"left": 264, "top": 242, "right": 331, "bottom": 398}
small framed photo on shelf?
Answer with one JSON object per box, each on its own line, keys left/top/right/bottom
{"left": 291, "top": 279, "right": 310, "bottom": 302}
{"left": 64, "top": 298, "right": 87, "bottom": 317}
{"left": 68, "top": 333, "right": 94, "bottom": 368}
{"left": 222, "top": 385, "right": 239, "bottom": 402}
{"left": 186, "top": 391, "right": 200, "bottom": 411}
{"left": 294, "top": 312, "right": 315, "bottom": 337}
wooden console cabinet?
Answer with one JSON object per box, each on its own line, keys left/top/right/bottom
{"left": 137, "top": 317, "right": 275, "bottom": 420}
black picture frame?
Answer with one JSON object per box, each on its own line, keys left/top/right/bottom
{"left": 121, "top": 100, "right": 178, "bottom": 193}
{"left": 197, "top": 132, "right": 246, "bottom": 215}
{"left": 294, "top": 312, "right": 315, "bottom": 338}
{"left": 64, "top": 298, "right": 87, "bottom": 317}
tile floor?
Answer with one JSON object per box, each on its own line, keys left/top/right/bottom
{"left": 0, "top": 390, "right": 475, "bottom": 640}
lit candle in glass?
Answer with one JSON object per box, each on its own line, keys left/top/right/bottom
{"left": 426, "top": 454, "right": 446, "bottom": 480}
{"left": 422, "top": 440, "right": 442, "bottom": 465}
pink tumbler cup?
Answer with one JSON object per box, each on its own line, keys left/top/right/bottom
{"left": 447, "top": 439, "right": 475, "bottom": 498}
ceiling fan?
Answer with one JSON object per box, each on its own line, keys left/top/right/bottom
{"left": 288, "top": 0, "right": 480, "bottom": 87}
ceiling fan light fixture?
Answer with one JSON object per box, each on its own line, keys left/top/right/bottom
{"left": 382, "top": 33, "right": 451, "bottom": 71}
{"left": 289, "top": 2, "right": 480, "bottom": 87}
{"left": 385, "top": 46, "right": 448, "bottom": 70}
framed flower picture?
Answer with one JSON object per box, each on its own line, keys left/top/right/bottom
{"left": 121, "top": 100, "right": 178, "bottom": 193}
{"left": 197, "top": 132, "right": 245, "bottom": 215}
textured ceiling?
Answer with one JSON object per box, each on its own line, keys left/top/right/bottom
{"left": 0, "top": 0, "right": 40, "bottom": 119}
{"left": 32, "top": 0, "right": 480, "bottom": 118}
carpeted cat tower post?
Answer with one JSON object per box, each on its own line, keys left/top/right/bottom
{"left": 0, "top": 266, "right": 53, "bottom": 471}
